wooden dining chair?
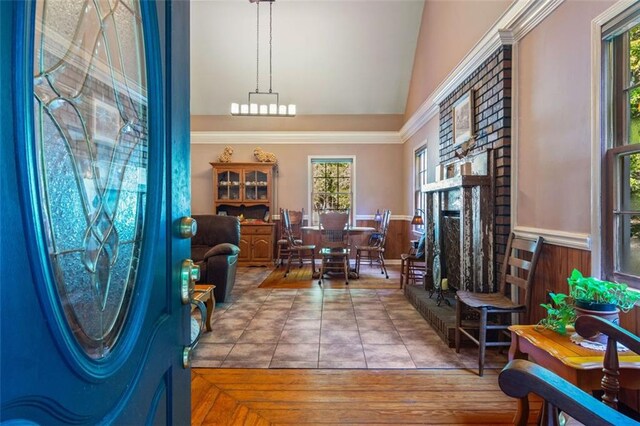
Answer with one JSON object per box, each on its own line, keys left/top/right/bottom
{"left": 455, "top": 232, "right": 544, "bottom": 376}
{"left": 318, "top": 210, "right": 350, "bottom": 285}
{"left": 355, "top": 209, "right": 391, "bottom": 278}
{"left": 399, "top": 234, "right": 425, "bottom": 289}
{"left": 276, "top": 208, "right": 303, "bottom": 267}
{"left": 282, "top": 209, "right": 316, "bottom": 278}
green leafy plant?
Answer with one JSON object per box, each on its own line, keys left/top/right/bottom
{"left": 568, "top": 269, "right": 640, "bottom": 312}
{"left": 538, "top": 269, "right": 640, "bottom": 334}
{"left": 537, "top": 292, "right": 576, "bottom": 335}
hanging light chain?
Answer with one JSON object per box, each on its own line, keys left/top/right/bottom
{"left": 256, "top": 0, "right": 260, "bottom": 93}
{"left": 269, "top": 1, "right": 273, "bottom": 94}
{"left": 231, "top": 0, "right": 295, "bottom": 117}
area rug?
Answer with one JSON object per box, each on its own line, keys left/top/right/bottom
{"left": 258, "top": 263, "right": 401, "bottom": 289}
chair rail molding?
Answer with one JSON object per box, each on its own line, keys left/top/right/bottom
{"left": 399, "top": 0, "right": 564, "bottom": 143}
{"left": 190, "top": 131, "right": 401, "bottom": 145}
{"left": 273, "top": 214, "right": 411, "bottom": 222}
{"left": 513, "top": 226, "right": 591, "bottom": 251}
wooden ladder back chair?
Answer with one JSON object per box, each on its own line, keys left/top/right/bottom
{"left": 499, "top": 315, "right": 640, "bottom": 426}
{"left": 355, "top": 209, "right": 391, "bottom": 278}
{"left": 455, "top": 232, "right": 544, "bottom": 376}
{"left": 276, "top": 208, "right": 304, "bottom": 267}
{"left": 400, "top": 233, "right": 426, "bottom": 289}
{"left": 318, "top": 211, "right": 351, "bottom": 285}
{"left": 282, "top": 209, "right": 316, "bottom": 278}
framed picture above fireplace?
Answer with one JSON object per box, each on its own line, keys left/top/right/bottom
{"left": 452, "top": 90, "right": 474, "bottom": 146}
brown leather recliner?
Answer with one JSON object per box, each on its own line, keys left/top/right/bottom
{"left": 191, "top": 215, "right": 241, "bottom": 303}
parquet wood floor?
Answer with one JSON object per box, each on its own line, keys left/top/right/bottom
{"left": 192, "top": 368, "right": 541, "bottom": 425}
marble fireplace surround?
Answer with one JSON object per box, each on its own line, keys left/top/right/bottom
{"left": 423, "top": 150, "right": 494, "bottom": 294}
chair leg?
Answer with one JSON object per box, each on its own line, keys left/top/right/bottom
{"left": 355, "top": 249, "right": 361, "bottom": 277}
{"left": 343, "top": 256, "right": 349, "bottom": 285}
{"left": 478, "top": 307, "right": 487, "bottom": 377}
{"left": 400, "top": 258, "right": 405, "bottom": 289}
{"left": 284, "top": 251, "right": 294, "bottom": 277}
{"left": 310, "top": 250, "right": 316, "bottom": 275}
{"left": 455, "top": 297, "right": 462, "bottom": 353}
{"left": 318, "top": 257, "right": 325, "bottom": 285}
{"left": 276, "top": 244, "right": 283, "bottom": 267}
{"left": 379, "top": 252, "right": 388, "bottom": 279}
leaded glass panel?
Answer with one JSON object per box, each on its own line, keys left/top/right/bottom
{"left": 33, "top": 0, "right": 148, "bottom": 359}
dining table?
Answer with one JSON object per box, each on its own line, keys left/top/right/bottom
{"left": 300, "top": 225, "right": 377, "bottom": 279}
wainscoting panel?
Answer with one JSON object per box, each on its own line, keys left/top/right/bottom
{"left": 528, "top": 243, "right": 591, "bottom": 325}
{"left": 274, "top": 218, "right": 413, "bottom": 261}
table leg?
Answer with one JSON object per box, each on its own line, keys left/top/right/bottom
{"left": 508, "top": 333, "right": 531, "bottom": 425}
{"left": 205, "top": 295, "right": 213, "bottom": 332}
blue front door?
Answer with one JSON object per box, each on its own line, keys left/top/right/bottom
{"left": 0, "top": 0, "right": 192, "bottom": 423}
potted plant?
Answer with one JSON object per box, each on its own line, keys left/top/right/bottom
{"left": 538, "top": 269, "right": 640, "bottom": 341}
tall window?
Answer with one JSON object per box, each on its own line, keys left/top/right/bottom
{"left": 414, "top": 146, "right": 427, "bottom": 230}
{"left": 309, "top": 157, "right": 354, "bottom": 224}
{"left": 604, "top": 13, "right": 640, "bottom": 287}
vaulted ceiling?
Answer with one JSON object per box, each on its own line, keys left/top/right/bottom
{"left": 190, "top": 0, "right": 424, "bottom": 117}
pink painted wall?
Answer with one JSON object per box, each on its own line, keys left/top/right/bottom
{"left": 516, "top": 0, "right": 614, "bottom": 232}
{"left": 191, "top": 143, "right": 403, "bottom": 216}
{"left": 404, "top": 0, "right": 512, "bottom": 121}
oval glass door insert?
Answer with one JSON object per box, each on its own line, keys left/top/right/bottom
{"left": 32, "top": 0, "right": 148, "bottom": 359}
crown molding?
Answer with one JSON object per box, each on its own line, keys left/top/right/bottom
{"left": 400, "top": 0, "right": 564, "bottom": 142}
{"left": 190, "top": 131, "right": 402, "bottom": 145}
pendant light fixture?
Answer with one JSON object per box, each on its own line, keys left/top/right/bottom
{"left": 231, "top": 0, "right": 296, "bottom": 117}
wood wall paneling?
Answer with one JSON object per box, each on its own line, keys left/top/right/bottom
{"left": 274, "top": 218, "right": 414, "bottom": 261}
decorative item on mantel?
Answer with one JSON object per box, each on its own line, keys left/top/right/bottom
{"left": 454, "top": 137, "right": 476, "bottom": 161}
{"left": 218, "top": 146, "right": 234, "bottom": 163}
{"left": 254, "top": 147, "right": 277, "bottom": 163}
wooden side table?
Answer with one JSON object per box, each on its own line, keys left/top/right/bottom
{"left": 508, "top": 325, "right": 640, "bottom": 423}
{"left": 192, "top": 284, "right": 215, "bottom": 332}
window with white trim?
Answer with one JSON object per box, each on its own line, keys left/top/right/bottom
{"left": 603, "top": 10, "right": 640, "bottom": 288}
{"left": 414, "top": 146, "right": 427, "bottom": 231}
{"left": 309, "top": 157, "right": 354, "bottom": 225}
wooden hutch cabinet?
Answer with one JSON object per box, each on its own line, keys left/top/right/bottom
{"left": 210, "top": 162, "right": 276, "bottom": 266}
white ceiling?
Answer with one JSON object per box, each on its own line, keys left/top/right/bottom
{"left": 190, "top": 0, "right": 424, "bottom": 116}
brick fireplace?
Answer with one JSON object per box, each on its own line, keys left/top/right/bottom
{"left": 405, "top": 46, "right": 512, "bottom": 346}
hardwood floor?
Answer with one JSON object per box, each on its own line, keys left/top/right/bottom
{"left": 192, "top": 368, "right": 541, "bottom": 425}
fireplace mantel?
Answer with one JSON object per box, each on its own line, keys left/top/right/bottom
{"left": 422, "top": 175, "right": 490, "bottom": 193}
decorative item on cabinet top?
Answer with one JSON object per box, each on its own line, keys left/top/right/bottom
{"left": 218, "top": 146, "right": 234, "bottom": 163}
{"left": 254, "top": 147, "right": 277, "bottom": 163}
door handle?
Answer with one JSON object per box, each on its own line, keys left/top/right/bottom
{"left": 178, "top": 216, "right": 198, "bottom": 238}
{"left": 180, "top": 259, "right": 202, "bottom": 368}
{"left": 180, "top": 259, "right": 200, "bottom": 304}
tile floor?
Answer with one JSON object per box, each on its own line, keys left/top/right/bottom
{"left": 191, "top": 266, "right": 507, "bottom": 370}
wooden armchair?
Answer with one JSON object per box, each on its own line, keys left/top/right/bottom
{"left": 499, "top": 315, "right": 640, "bottom": 426}
{"left": 355, "top": 209, "right": 391, "bottom": 278}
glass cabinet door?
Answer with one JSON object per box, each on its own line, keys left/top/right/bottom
{"left": 244, "top": 170, "right": 268, "bottom": 201}
{"left": 217, "top": 170, "right": 240, "bottom": 201}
